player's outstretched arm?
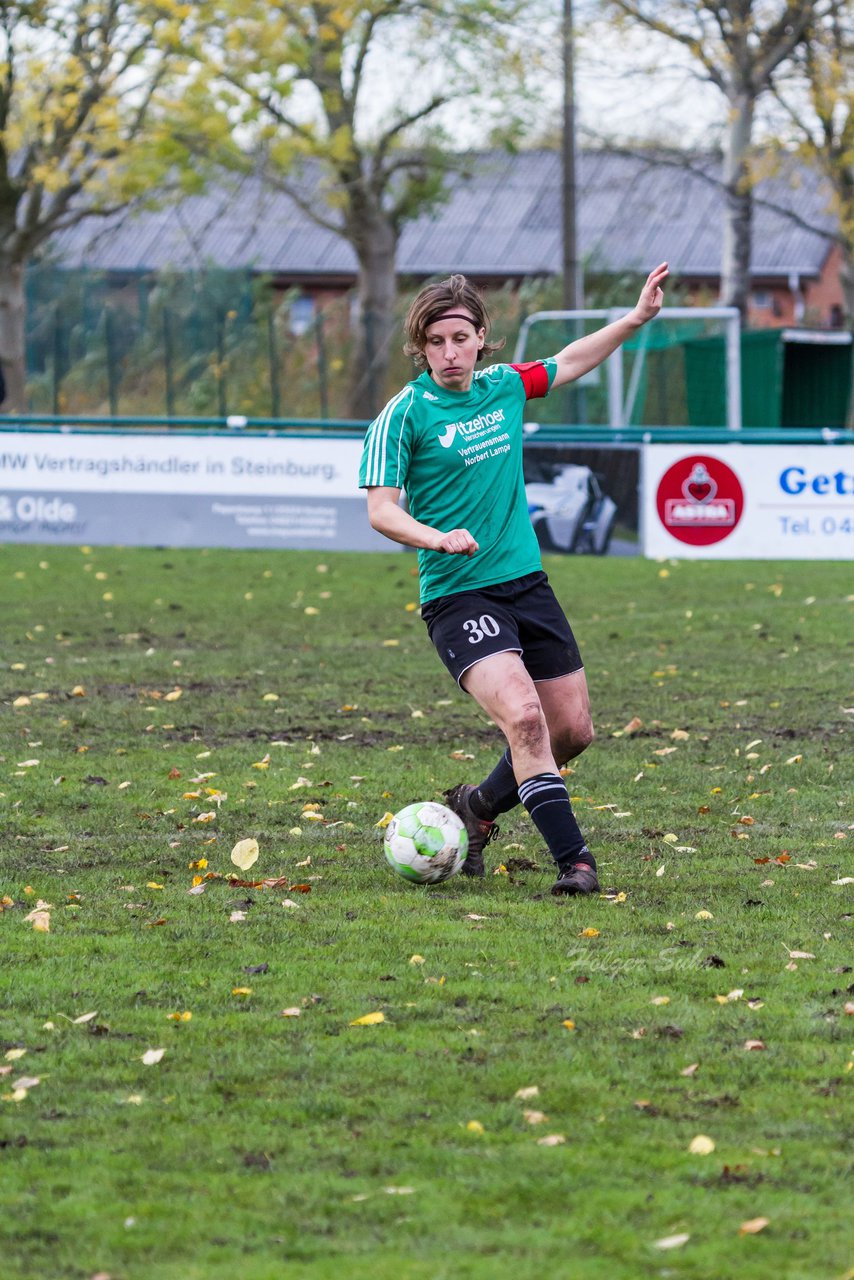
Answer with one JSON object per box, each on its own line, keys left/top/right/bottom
{"left": 366, "top": 486, "right": 479, "bottom": 556}
{"left": 550, "top": 262, "right": 669, "bottom": 390}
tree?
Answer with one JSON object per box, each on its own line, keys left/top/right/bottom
{"left": 600, "top": 2, "right": 835, "bottom": 319}
{"left": 775, "top": 4, "right": 854, "bottom": 313}
{"left": 775, "top": 2, "right": 854, "bottom": 421}
{"left": 0, "top": 1, "right": 191, "bottom": 413}
{"left": 172, "top": 0, "right": 538, "bottom": 419}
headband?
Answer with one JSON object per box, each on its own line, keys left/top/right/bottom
{"left": 424, "top": 310, "right": 481, "bottom": 329}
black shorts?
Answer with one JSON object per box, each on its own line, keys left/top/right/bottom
{"left": 420, "top": 571, "right": 583, "bottom": 687}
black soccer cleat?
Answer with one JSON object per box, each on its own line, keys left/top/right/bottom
{"left": 551, "top": 862, "right": 601, "bottom": 897}
{"left": 443, "top": 783, "right": 499, "bottom": 878}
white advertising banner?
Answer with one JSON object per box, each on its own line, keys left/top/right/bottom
{"left": 642, "top": 444, "right": 854, "bottom": 559}
{"left": 0, "top": 430, "right": 394, "bottom": 551}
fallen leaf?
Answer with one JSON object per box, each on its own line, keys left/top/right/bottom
{"left": 536, "top": 1134, "right": 566, "bottom": 1146}
{"left": 466, "top": 1120, "right": 485, "bottom": 1133}
{"left": 231, "top": 987, "right": 252, "bottom": 996}
{"left": 739, "top": 1216, "right": 770, "bottom": 1236}
{"left": 141, "top": 1048, "right": 165, "bottom": 1066}
{"left": 688, "top": 1134, "right": 715, "bottom": 1155}
{"left": 695, "top": 910, "right": 714, "bottom": 920}
{"left": 650, "top": 996, "right": 670, "bottom": 1006}
{"left": 514, "top": 1086, "right": 540, "bottom": 1100}
{"left": 787, "top": 950, "right": 815, "bottom": 960}
{"left": 680, "top": 1063, "right": 700, "bottom": 1077}
{"left": 744, "top": 1039, "right": 767, "bottom": 1051}
{"left": 280, "top": 1007, "right": 302, "bottom": 1018}
{"left": 654, "top": 1233, "right": 690, "bottom": 1251}
{"left": 350, "top": 1011, "right": 385, "bottom": 1026}
{"left": 231, "top": 838, "right": 259, "bottom": 871}
{"left": 4, "top": 1048, "right": 27, "bottom": 1061}
{"left": 523, "top": 1110, "right": 547, "bottom": 1125}
{"left": 578, "top": 927, "right": 600, "bottom": 938}
{"left": 562, "top": 1019, "right": 576, "bottom": 1031}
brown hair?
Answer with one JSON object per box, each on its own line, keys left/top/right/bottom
{"left": 403, "top": 274, "right": 505, "bottom": 369}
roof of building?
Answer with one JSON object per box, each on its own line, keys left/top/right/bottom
{"left": 47, "top": 148, "right": 838, "bottom": 283}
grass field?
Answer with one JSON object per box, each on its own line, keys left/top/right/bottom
{"left": 1, "top": 545, "right": 852, "bottom": 1280}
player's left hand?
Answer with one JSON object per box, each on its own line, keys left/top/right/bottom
{"left": 633, "top": 262, "right": 669, "bottom": 324}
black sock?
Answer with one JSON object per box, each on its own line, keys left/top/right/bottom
{"left": 470, "top": 749, "right": 519, "bottom": 819}
{"left": 517, "top": 772, "right": 596, "bottom": 873}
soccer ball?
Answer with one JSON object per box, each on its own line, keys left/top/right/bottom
{"left": 383, "top": 801, "right": 469, "bottom": 884}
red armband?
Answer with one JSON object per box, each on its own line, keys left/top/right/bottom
{"left": 511, "top": 361, "right": 550, "bottom": 400}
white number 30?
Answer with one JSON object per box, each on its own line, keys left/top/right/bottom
{"left": 462, "top": 615, "right": 500, "bottom": 644}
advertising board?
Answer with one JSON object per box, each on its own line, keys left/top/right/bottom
{"left": 642, "top": 445, "right": 853, "bottom": 558}
{"left": 0, "top": 430, "right": 392, "bottom": 551}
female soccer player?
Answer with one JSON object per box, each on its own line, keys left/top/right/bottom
{"left": 360, "top": 263, "right": 668, "bottom": 894}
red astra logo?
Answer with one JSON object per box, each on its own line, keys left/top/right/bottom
{"left": 656, "top": 454, "right": 745, "bottom": 546}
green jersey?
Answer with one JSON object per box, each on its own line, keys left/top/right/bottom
{"left": 360, "top": 360, "right": 557, "bottom": 603}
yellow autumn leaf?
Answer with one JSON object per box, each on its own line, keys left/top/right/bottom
{"left": 164, "top": 688, "right": 182, "bottom": 702}
{"left": 376, "top": 812, "right": 394, "bottom": 828}
{"left": 739, "top": 1217, "right": 770, "bottom": 1236}
{"left": 651, "top": 996, "right": 670, "bottom": 1006}
{"left": 350, "top": 1011, "right": 385, "bottom": 1026}
{"left": 688, "top": 1134, "right": 715, "bottom": 1155}
{"left": 562, "top": 1019, "right": 576, "bottom": 1030}
{"left": 466, "top": 1120, "right": 485, "bottom": 1133}
{"left": 192, "top": 812, "right": 217, "bottom": 824}
{"left": 146, "top": 882, "right": 164, "bottom": 890}
{"left": 231, "top": 987, "right": 252, "bottom": 996}
{"left": 231, "top": 838, "right": 259, "bottom": 870}
{"left": 695, "top": 910, "right": 714, "bottom": 920}
{"left": 578, "top": 927, "right": 600, "bottom": 938}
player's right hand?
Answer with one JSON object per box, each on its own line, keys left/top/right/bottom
{"left": 436, "top": 528, "right": 478, "bottom": 556}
